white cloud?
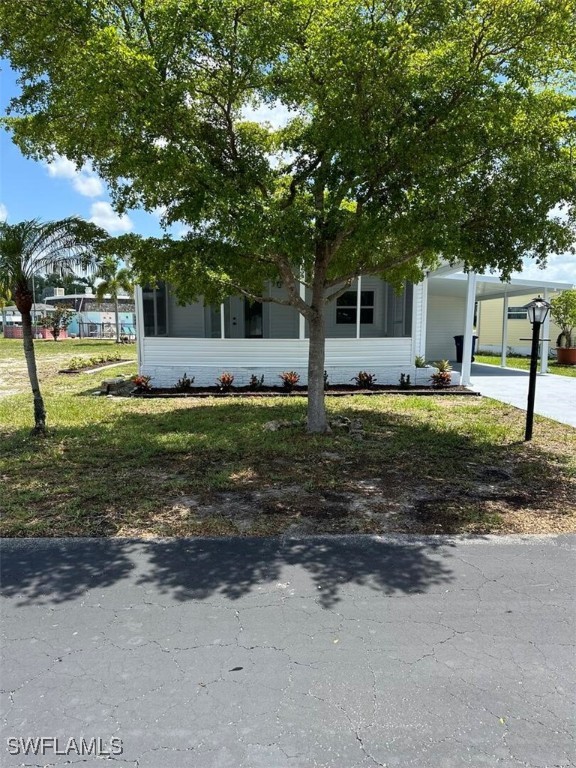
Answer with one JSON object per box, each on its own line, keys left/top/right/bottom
{"left": 151, "top": 205, "right": 168, "bottom": 219}
{"left": 46, "top": 154, "right": 104, "bottom": 198}
{"left": 514, "top": 252, "right": 576, "bottom": 286}
{"left": 0, "top": 203, "right": 7, "bottom": 222}
{"left": 89, "top": 202, "right": 133, "bottom": 234}
{"left": 242, "top": 101, "right": 298, "bottom": 130}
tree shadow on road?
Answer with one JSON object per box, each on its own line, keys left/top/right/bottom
{"left": 1, "top": 535, "right": 455, "bottom": 609}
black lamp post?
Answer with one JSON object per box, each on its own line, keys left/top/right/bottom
{"left": 524, "top": 297, "right": 551, "bottom": 441}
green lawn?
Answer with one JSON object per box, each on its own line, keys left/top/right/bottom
{"left": 476, "top": 354, "right": 576, "bottom": 378}
{"left": 1, "top": 345, "right": 574, "bottom": 538}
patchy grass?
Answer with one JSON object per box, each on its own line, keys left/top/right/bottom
{"left": 0, "top": 363, "right": 574, "bottom": 537}
{"left": 476, "top": 354, "right": 576, "bottom": 378}
{"left": 0, "top": 338, "right": 137, "bottom": 398}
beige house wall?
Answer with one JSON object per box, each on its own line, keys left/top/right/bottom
{"left": 477, "top": 293, "right": 562, "bottom": 355}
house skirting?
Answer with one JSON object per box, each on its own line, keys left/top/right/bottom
{"left": 140, "top": 337, "right": 427, "bottom": 388}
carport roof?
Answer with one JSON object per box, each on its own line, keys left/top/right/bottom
{"left": 428, "top": 269, "right": 574, "bottom": 301}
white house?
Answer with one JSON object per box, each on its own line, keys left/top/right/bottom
{"left": 134, "top": 265, "right": 573, "bottom": 388}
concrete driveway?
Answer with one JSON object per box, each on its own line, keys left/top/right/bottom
{"left": 458, "top": 363, "right": 576, "bottom": 428}
{"left": 1, "top": 535, "right": 574, "bottom": 767}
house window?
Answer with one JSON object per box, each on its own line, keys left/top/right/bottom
{"left": 508, "top": 306, "right": 528, "bottom": 320}
{"left": 336, "top": 291, "right": 375, "bottom": 324}
{"left": 142, "top": 282, "right": 168, "bottom": 336}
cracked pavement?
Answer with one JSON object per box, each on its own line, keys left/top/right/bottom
{"left": 1, "top": 535, "right": 574, "bottom": 767}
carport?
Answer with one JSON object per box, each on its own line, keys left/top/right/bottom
{"left": 425, "top": 266, "right": 573, "bottom": 386}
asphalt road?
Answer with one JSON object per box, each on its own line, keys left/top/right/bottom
{"left": 1, "top": 535, "right": 574, "bottom": 768}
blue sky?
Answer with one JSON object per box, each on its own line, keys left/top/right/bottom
{"left": 1, "top": 59, "right": 574, "bottom": 285}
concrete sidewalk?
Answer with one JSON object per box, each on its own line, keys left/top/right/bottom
{"left": 1, "top": 535, "right": 574, "bottom": 768}
{"left": 458, "top": 363, "right": 576, "bottom": 428}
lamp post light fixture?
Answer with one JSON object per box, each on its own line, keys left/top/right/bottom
{"left": 524, "top": 296, "right": 551, "bottom": 441}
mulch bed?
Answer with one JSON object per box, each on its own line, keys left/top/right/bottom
{"left": 132, "top": 384, "right": 479, "bottom": 398}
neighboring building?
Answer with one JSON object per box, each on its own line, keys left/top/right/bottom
{"left": 44, "top": 288, "right": 136, "bottom": 339}
{"left": 477, "top": 292, "right": 565, "bottom": 356}
{"left": 134, "top": 268, "right": 573, "bottom": 388}
{"left": 1, "top": 304, "right": 60, "bottom": 339}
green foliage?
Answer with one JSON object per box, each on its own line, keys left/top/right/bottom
{"left": 66, "top": 352, "right": 122, "bottom": 371}
{"left": 434, "top": 360, "right": 453, "bottom": 373}
{"left": 550, "top": 290, "right": 576, "bottom": 348}
{"left": 415, "top": 355, "right": 427, "bottom": 369}
{"left": 353, "top": 371, "right": 377, "bottom": 389}
{"left": 175, "top": 372, "right": 195, "bottom": 392}
{"left": 2, "top": 1, "right": 575, "bottom": 428}
{"left": 94, "top": 255, "right": 133, "bottom": 303}
{"left": 399, "top": 373, "right": 411, "bottom": 389}
{"left": 248, "top": 374, "right": 264, "bottom": 391}
{"left": 36, "top": 305, "right": 76, "bottom": 340}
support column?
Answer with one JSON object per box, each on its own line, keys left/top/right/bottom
{"left": 417, "top": 276, "right": 428, "bottom": 358}
{"left": 460, "top": 271, "right": 477, "bottom": 386}
{"left": 501, "top": 292, "right": 509, "bottom": 367}
{"left": 540, "top": 289, "right": 550, "bottom": 374}
{"left": 299, "top": 273, "right": 306, "bottom": 340}
{"left": 135, "top": 285, "right": 145, "bottom": 373}
{"left": 356, "top": 276, "right": 362, "bottom": 339}
{"left": 220, "top": 302, "right": 225, "bottom": 339}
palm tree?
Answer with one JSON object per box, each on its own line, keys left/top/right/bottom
{"left": 94, "top": 256, "right": 133, "bottom": 342}
{"left": 0, "top": 217, "right": 106, "bottom": 434}
{"left": 0, "top": 282, "right": 11, "bottom": 336}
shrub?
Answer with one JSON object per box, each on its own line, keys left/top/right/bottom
{"left": 433, "top": 359, "right": 452, "bottom": 373}
{"left": 550, "top": 289, "right": 576, "bottom": 348}
{"left": 279, "top": 370, "right": 300, "bottom": 391}
{"left": 248, "top": 374, "right": 264, "bottom": 391}
{"left": 175, "top": 372, "right": 195, "bottom": 392}
{"left": 430, "top": 371, "right": 452, "bottom": 388}
{"left": 414, "top": 355, "right": 427, "bottom": 368}
{"left": 399, "top": 373, "right": 411, "bottom": 389}
{"left": 132, "top": 374, "right": 152, "bottom": 392}
{"left": 216, "top": 372, "right": 235, "bottom": 391}
{"left": 352, "top": 371, "right": 377, "bottom": 388}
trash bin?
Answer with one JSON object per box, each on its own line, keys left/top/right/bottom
{"left": 454, "top": 334, "right": 478, "bottom": 363}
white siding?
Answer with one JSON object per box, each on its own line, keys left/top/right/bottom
{"left": 425, "top": 294, "right": 466, "bottom": 362}
{"left": 142, "top": 337, "right": 415, "bottom": 387}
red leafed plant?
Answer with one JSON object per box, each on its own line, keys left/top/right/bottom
{"left": 279, "top": 370, "right": 300, "bottom": 391}
{"left": 132, "top": 374, "right": 152, "bottom": 392}
{"left": 216, "top": 372, "right": 235, "bottom": 391}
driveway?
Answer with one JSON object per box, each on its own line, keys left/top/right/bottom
{"left": 457, "top": 363, "right": 576, "bottom": 428}
{"left": 1, "top": 535, "right": 574, "bottom": 768}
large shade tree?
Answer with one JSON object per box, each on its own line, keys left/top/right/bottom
{"left": 1, "top": 1, "right": 575, "bottom": 431}
{"left": 0, "top": 218, "right": 106, "bottom": 434}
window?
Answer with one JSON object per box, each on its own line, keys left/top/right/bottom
{"left": 508, "top": 306, "right": 528, "bottom": 320}
{"left": 142, "top": 282, "right": 168, "bottom": 336}
{"left": 336, "top": 290, "right": 374, "bottom": 324}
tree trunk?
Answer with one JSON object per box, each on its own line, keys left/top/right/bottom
{"left": 21, "top": 309, "right": 47, "bottom": 435}
{"left": 1, "top": 308, "right": 6, "bottom": 337}
{"left": 114, "top": 296, "right": 120, "bottom": 343}
{"left": 307, "top": 305, "right": 330, "bottom": 433}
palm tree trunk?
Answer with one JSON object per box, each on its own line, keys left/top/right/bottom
{"left": 21, "top": 309, "right": 46, "bottom": 434}
{"left": 114, "top": 295, "right": 120, "bottom": 343}
{"left": 1, "top": 308, "right": 6, "bottom": 337}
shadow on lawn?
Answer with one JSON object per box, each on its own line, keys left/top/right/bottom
{"left": 0, "top": 535, "right": 455, "bottom": 609}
